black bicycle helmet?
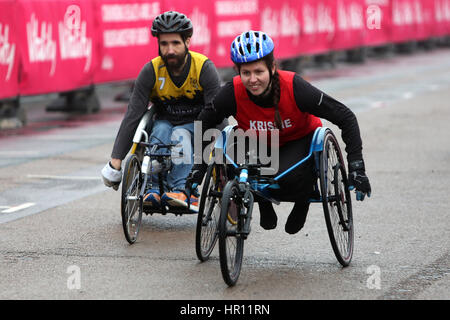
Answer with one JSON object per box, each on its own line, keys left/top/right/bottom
{"left": 151, "top": 11, "right": 193, "bottom": 38}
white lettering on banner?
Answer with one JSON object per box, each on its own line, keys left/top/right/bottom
{"left": 217, "top": 20, "right": 252, "bottom": 37}
{"left": 366, "top": 5, "right": 382, "bottom": 30}
{"left": 364, "top": 0, "right": 388, "bottom": 5}
{"left": 303, "top": 3, "right": 335, "bottom": 35}
{"left": 249, "top": 119, "right": 292, "bottom": 131}
{"left": 215, "top": 0, "right": 258, "bottom": 16}
{"left": 103, "top": 27, "right": 150, "bottom": 48}
{"left": 101, "top": 3, "right": 160, "bottom": 22}
{"left": 26, "top": 13, "right": 57, "bottom": 76}
{"left": 435, "top": 0, "right": 450, "bottom": 22}
{"left": 101, "top": 55, "right": 114, "bottom": 70}
{"left": 58, "top": 5, "right": 92, "bottom": 72}
{"left": 392, "top": 0, "right": 426, "bottom": 26}
{"left": 0, "top": 24, "right": 15, "bottom": 81}
{"left": 338, "top": 2, "right": 364, "bottom": 30}
{"left": 392, "top": 0, "right": 413, "bottom": 25}
{"left": 261, "top": 5, "right": 301, "bottom": 38}
{"left": 190, "top": 8, "right": 211, "bottom": 47}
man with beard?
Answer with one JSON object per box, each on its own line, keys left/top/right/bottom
{"left": 101, "top": 11, "right": 221, "bottom": 210}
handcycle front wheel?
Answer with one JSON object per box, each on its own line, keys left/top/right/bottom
{"left": 195, "top": 163, "right": 226, "bottom": 261}
{"left": 121, "top": 154, "right": 143, "bottom": 244}
{"left": 319, "top": 130, "right": 354, "bottom": 266}
{"left": 218, "top": 179, "right": 244, "bottom": 286}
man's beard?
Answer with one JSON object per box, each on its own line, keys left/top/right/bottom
{"left": 161, "top": 47, "right": 188, "bottom": 72}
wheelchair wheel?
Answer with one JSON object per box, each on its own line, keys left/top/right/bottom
{"left": 121, "top": 154, "right": 143, "bottom": 244}
{"left": 195, "top": 164, "right": 226, "bottom": 261}
{"left": 319, "top": 130, "right": 354, "bottom": 266}
{"left": 218, "top": 180, "right": 244, "bottom": 286}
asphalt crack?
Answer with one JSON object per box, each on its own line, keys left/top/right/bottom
{"left": 379, "top": 251, "right": 450, "bottom": 299}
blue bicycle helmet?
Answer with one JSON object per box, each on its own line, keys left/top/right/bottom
{"left": 230, "top": 31, "right": 274, "bottom": 64}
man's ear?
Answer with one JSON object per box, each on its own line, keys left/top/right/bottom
{"left": 185, "top": 37, "right": 191, "bottom": 49}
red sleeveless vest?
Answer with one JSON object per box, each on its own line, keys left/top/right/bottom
{"left": 234, "top": 70, "right": 322, "bottom": 146}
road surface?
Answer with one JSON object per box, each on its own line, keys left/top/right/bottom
{"left": 0, "top": 48, "right": 449, "bottom": 302}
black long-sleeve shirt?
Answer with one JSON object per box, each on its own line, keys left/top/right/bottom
{"left": 111, "top": 53, "right": 221, "bottom": 160}
{"left": 198, "top": 73, "right": 363, "bottom": 163}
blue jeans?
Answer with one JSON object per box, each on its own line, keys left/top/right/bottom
{"left": 148, "top": 120, "right": 194, "bottom": 192}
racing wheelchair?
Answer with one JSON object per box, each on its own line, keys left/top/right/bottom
{"left": 120, "top": 107, "right": 198, "bottom": 244}
{"left": 196, "top": 125, "right": 354, "bottom": 286}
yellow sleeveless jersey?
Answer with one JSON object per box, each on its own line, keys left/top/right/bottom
{"left": 149, "top": 51, "right": 208, "bottom": 124}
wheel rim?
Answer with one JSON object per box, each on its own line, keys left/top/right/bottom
{"left": 225, "top": 196, "right": 239, "bottom": 275}
{"left": 219, "top": 182, "right": 244, "bottom": 286}
{"left": 199, "top": 171, "right": 221, "bottom": 256}
{"left": 197, "top": 164, "right": 229, "bottom": 261}
{"left": 122, "top": 156, "right": 142, "bottom": 243}
{"left": 322, "top": 134, "right": 353, "bottom": 265}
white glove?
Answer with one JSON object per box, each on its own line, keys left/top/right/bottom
{"left": 101, "top": 162, "right": 122, "bottom": 190}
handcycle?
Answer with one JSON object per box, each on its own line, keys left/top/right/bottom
{"left": 120, "top": 108, "right": 197, "bottom": 244}
{"left": 200, "top": 125, "right": 354, "bottom": 286}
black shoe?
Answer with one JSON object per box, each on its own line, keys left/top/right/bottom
{"left": 259, "top": 201, "right": 277, "bottom": 230}
{"left": 285, "top": 200, "right": 310, "bottom": 234}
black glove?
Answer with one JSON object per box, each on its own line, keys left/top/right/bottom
{"left": 185, "top": 163, "right": 207, "bottom": 191}
{"left": 348, "top": 160, "right": 371, "bottom": 201}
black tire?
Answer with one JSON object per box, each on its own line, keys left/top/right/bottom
{"left": 121, "top": 154, "right": 143, "bottom": 244}
{"left": 195, "top": 164, "right": 226, "bottom": 261}
{"left": 319, "top": 130, "right": 354, "bottom": 266}
{"left": 218, "top": 180, "right": 244, "bottom": 286}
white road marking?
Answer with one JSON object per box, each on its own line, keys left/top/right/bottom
{"left": 403, "top": 92, "right": 414, "bottom": 99}
{"left": 0, "top": 151, "right": 40, "bottom": 157}
{"left": 27, "top": 174, "right": 100, "bottom": 181}
{"left": 1, "top": 202, "right": 36, "bottom": 213}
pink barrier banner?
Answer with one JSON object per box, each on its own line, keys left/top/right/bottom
{"left": 211, "top": 0, "right": 261, "bottom": 67}
{"left": 16, "top": 0, "right": 96, "bottom": 95}
{"left": 416, "top": 0, "right": 438, "bottom": 40}
{"left": 93, "top": 0, "right": 161, "bottom": 84}
{"left": 332, "top": 0, "right": 365, "bottom": 50}
{"left": 259, "top": 0, "right": 303, "bottom": 59}
{"left": 297, "top": 0, "right": 337, "bottom": 55}
{"left": 163, "top": 0, "right": 215, "bottom": 60}
{"left": 0, "top": 0, "right": 19, "bottom": 99}
{"left": 433, "top": 0, "right": 450, "bottom": 36}
{"left": 390, "top": 0, "right": 424, "bottom": 42}
{"left": 0, "top": 0, "right": 449, "bottom": 101}
{"left": 363, "top": 0, "right": 393, "bottom": 46}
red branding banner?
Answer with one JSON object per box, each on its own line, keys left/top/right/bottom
{"left": 297, "top": 0, "right": 337, "bottom": 55}
{"left": 212, "top": 0, "right": 261, "bottom": 67}
{"left": 0, "top": 0, "right": 19, "bottom": 99}
{"left": 16, "top": 0, "right": 96, "bottom": 95}
{"left": 432, "top": 0, "right": 450, "bottom": 36}
{"left": 332, "top": 0, "right": 365, "bottom": 50}
{"left": 163, "top": 0, "right": 215, "bottom": 60}
{"left": 93, "top": 0, "right": 161, "bottom": 84}
{"left": 390, "top": 0, "right": 425, "bottom": 42}
{"left": 363, "top": 0, "right": 393, "bottom": 46}
{"left": 259, "top": 0, "right": 303, "bottom": 59}
{"left": 0, "top": 0, "right": 449, "bottom": 100}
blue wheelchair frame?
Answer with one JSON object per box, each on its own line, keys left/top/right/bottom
{"left": 214, "top": 125, "right": 329, "bottom": 204}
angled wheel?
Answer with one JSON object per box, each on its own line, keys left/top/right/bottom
{"left": 195, "top": 164, "right": 226, "bottom": 261}
{"left": 218, "top": 180, "right": 244, "bottom": 286}
{"left": 121, "top": 154, "right": 143, "bottom": 244}
{"left": 319, "top": 130, "right": 354, "bottom": 266}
